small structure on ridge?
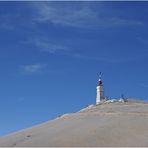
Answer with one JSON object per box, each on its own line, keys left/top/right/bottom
{"left": 96, "top": 72, "right": 105, "bottom": 104}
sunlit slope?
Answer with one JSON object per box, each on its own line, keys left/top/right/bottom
{"left": 0, "top": 101, "right": 148, "bottom": 147}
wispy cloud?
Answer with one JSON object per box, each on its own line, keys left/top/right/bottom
{"left": 139, "top": 83, "right": 148, "bottom": 88}
{"left": 0, "top": 2, "right": 144, "bottom": 31}
{"left": 137, "top": 37, "right": 148, "bottom": 46}
{"left": 30, "top": 2, "right": 144, "bottom": 29}
{"left": 23, "top": 36, "right": 141, "bottom": 64}
{"left": 20, "top": 63, "right": 72, "bottom": 75}
{"left": 32, "top": 3, "right": 97, "bottom": 28}
{"left": 24, "top": 38, "right": 69, "bottom": 54}
{"left": 21, "top": 64, "right": 47, "bottom": 74}
{"left": 0, "top": 14, "right": 19, "bottom": 30}
{"left": 34, "top": 39, "right": 69, "bottom": 54}
{"left": 66, "top": 52, "right": 140, "bottom": 63}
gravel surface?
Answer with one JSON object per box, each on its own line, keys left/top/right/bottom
{"left": 0, "top": 101, "right": 148, "bottom": 147}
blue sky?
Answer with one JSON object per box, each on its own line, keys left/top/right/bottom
{"left": 0, "top": 1, "right": 148, "bottom": 136}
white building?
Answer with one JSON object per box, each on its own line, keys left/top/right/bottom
{"left": 96, "top": 72, "right": 105, "bottom": 104}
{"left": 96, "top": 73, "right": 127, "bottom": 105}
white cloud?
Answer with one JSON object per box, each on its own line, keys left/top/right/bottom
{"left": 0, "top": 2, "right": 144, "bottom": 31}
{"left": 0, "top": 14, "right": 19, "bottom": 30}
{"left": 30, "top": 2, "right": 144, "bottom": 29}
{"left": 137, "top": 37, "right": 148, "bottom": 46}
{"left": 33, "top": 3, "right": 97, "bottom": 28}
{"left": 139, "top": 83, "right": 148, "bottom": 88}
{"left": 24, "top": 37, "right": 69, "bottom": 54}
{"left": 35, "top": 39, "right": 69, "bottom": 53}
{"left": 23, "top": 37, "right": 141, "bottom": 64}
{"left": 21, "top": 36, "right": 72, "bottom": 60}
{"left": 67, "top": 53, "right": 140, "bottom": 63}
{"left": 22, "top": 64, "right": 47, "bottom": 73}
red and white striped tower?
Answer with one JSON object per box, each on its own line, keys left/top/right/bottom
{"left": 96, "top": 72, "right": 105, "bottom": 104}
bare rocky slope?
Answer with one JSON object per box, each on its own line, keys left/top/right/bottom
{"left": 0, "top": 100, "right": 148, "bottom": 147}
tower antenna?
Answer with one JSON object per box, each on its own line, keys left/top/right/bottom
{"left": 99, "top": 72, "right": 102, "bottom": 80}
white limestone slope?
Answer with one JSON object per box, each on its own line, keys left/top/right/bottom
{"left": 0, "top": 100, "right": 148, "bottom": 147}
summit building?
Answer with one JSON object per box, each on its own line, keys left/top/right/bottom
{"left": 96, "top": 72, "right": 105, "bottom": 104}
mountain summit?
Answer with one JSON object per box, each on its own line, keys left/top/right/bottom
{"left": 0, "top": 100, "right": 148, "bottom": 147}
